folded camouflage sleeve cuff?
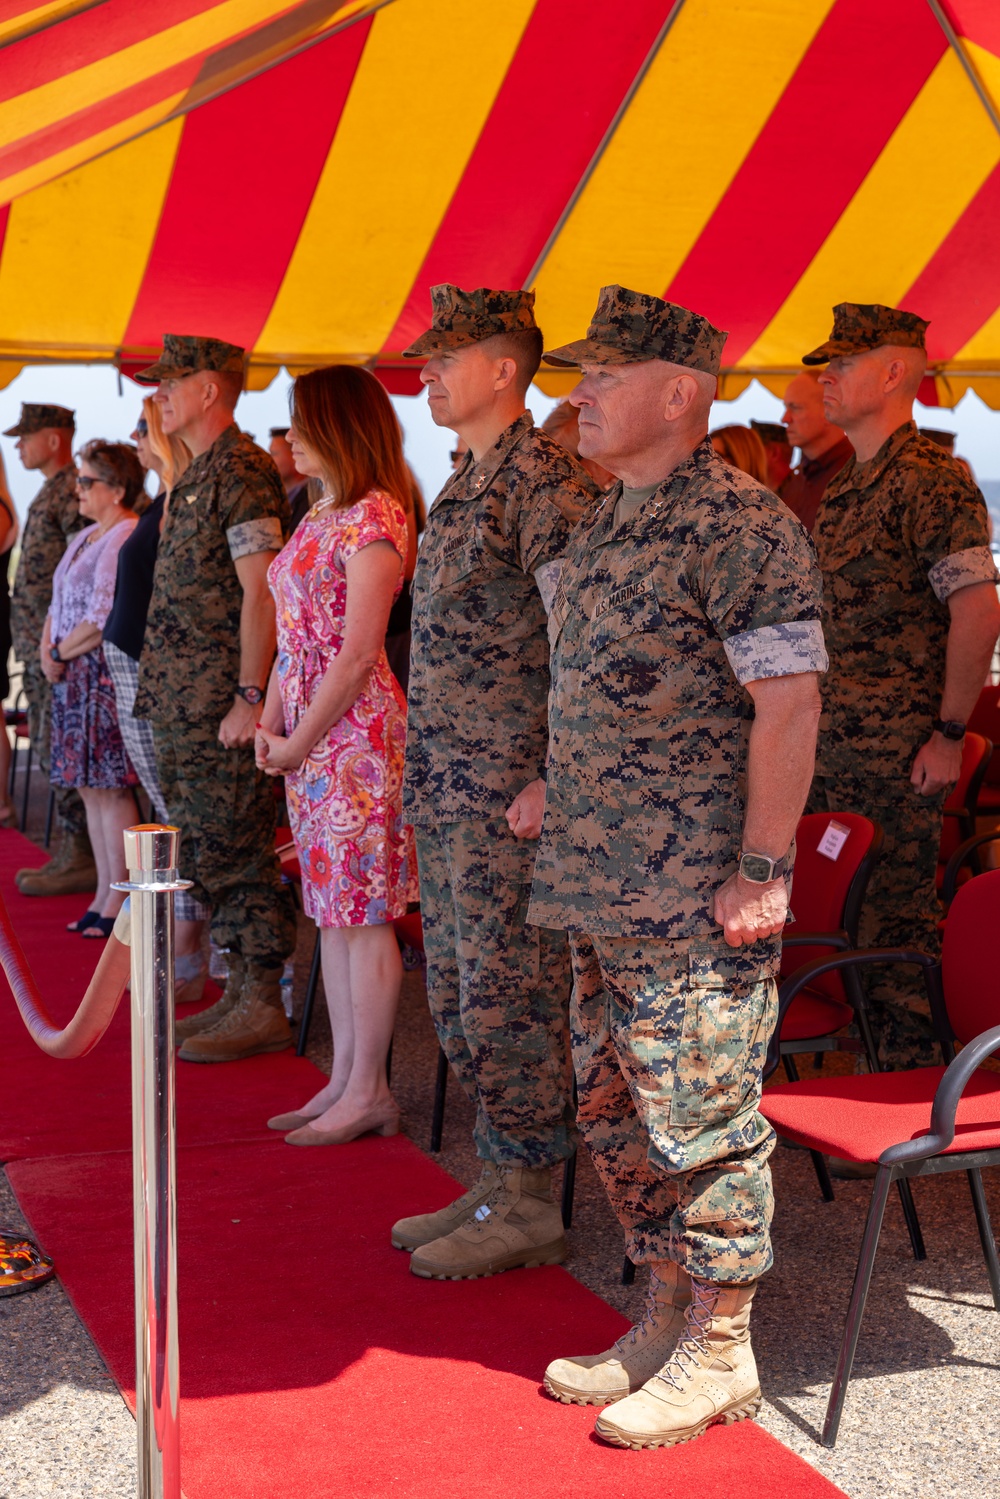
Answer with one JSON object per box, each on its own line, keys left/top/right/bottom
{"left": 723, "top": 619, "right": 829, "bottom": 685}
{"left": 533, "top": 559, "right": 561, "bottom": 614}
{"left": 227, "top": 516, "right": 284, "bottom": 560}
{"left": 927, "top": 545, "right": 1000, "bottom": 602}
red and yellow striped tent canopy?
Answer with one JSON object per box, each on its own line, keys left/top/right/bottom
{"left": 1, "top": 0, "right": 999, "bottom": 405}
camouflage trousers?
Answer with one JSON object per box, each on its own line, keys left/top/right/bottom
{"left": 152, "top": 719, "right": 296, "bottom": 971}
{"left": 414, "top": 820, "right": 575, "bottom": 1169}
{"left": 22, "top": 661, "right": 89, "bottom": 843}
{"left": 569, "top": 931, "right": 779, "bottom": 1283}
{"left": 809, "top": 774, "right": 944, "bottom": 1070}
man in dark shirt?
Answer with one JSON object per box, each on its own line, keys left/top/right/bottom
{"left": 778, "top": 370, "right": 853, "bottom": 532}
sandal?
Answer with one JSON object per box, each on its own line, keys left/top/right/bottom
{"left": 0, "top": 804, "right": 18, "bottom": 829}
{"left": 80, "top": 916, "right": 116, "bottom": 940}
{"left": 67, "top": 908, "right": 101, "bottom": 933}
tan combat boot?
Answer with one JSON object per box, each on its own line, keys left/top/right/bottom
{"left": 544, "top": 1260, "right": 692, "bottom": 1405}
{"left": 409, "top": 1164, "right": 566, "bottom": 1280}
{"left": 391, "top": 1162, "right": 500, "bottom": 1251}
{"left": 174, "top": 952, "right": 245, "bottom": 1042}
{"left": 178, "top": 964, "right": 292, "bottom": 1063}
{"left": 16, "top": 833, "right": 97, "bottom": 897}
{"left": 594, "top": 1277, "right": 761, "bottom": 1449}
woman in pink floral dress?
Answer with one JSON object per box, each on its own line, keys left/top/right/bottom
{"left": 256, "top": 366, "right": 417, "bottom": 1146}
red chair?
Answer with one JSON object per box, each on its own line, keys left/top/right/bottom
{"left": 776, "top": 813, "right": 884, "bottom": 1202}
{"left": 936, "top": 731, "right": 992, "bottom": 892}
{"left": 968, "top": 685, "right": 1000, "bottom": 814}
{"left": 760, "top": 870, "right": 1000, "bottom": 1448}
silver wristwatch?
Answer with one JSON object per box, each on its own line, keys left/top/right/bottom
{"left": 738, "top": 850, "right": 788, "bottom": 884}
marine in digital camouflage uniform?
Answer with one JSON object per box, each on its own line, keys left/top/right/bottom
{"left": 530, "top": 286, "right": 827, "bottom": 1449}
{"left": 390, "top": 285, "right": 599, "bottom": 1278}
{"left": 803, "top": 303, "right": 1000, "bottom": 1070}
{"left": 133, "top": 335, "right": 296, "bottom": 1059}
{"left": 4, "top": 403, "right": 92, "bottom": 892}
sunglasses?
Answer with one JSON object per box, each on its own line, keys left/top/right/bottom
{"left": 135, "top": 418, "right": 149, "bottom": 436}
{"left": 449, "top": 450, "right": 463, "bottom": 463}
{"left": 75, "top": 475, "right": 107, "bottom": 491}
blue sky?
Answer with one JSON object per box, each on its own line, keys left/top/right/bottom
{"left": 1, "top": 363, "right": 998, "bottom": 519}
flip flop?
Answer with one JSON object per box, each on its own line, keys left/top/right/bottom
{"left": 67, "top": 908, "right": 100, "bottom": 933}
{"left": 80, "top": 916, "right": 116, "bottom": 940}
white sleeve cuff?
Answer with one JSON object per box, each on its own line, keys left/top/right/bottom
{"left": 534, "top": 559, "right": 562, "bottom": 615}
{"left": 724, "top": 619, "right": 829, "bottom": 685}
{"left": 927, "top": 546, "right": 999, "bottom": 602}
{"left": 227, "top": 516, "right": 284, "bottom": 561}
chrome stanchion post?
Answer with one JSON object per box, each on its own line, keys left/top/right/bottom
{"left": 113, "top": 825, "right": 192, "bottom": 1499}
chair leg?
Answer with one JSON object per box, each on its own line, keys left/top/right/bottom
{"left": 810, "top": 1150, "right": 836, "bottom": 1203}
{"left": 967, "top": 1168, "right": 1000, "bottom": 1310}
{"left": 8, "top": 733, "right": 16, "bottom": 797}
{"left": 822, "top": 1165, "right": 893, "bottom": 1448}
{"left": 895, "top": 1179, "right": 926, "bottom": 1262}
{"left": 621, "top": 1255, "right": 636, "bottom": 1285}
{"left": 385, "top": 1036, "right": 394, "bottom": 1089}
{"left": 782, "top": 1053, "right": 800, "bottom": 1082}
{"left": 44, "top": 787, "right": 54, "bottom": 849}
{"left": 295, "top": 931, "right": 322, "bottom": 1057}
{"left": 430, "top": 1046, "right": 449, "bottom": 1153}
{"left": 560, "top": 1147, "right": 577, "bottom": 1230}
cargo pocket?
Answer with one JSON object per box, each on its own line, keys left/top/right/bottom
{"left": 669, "top": 945, "right": 750, "bottom": 1129}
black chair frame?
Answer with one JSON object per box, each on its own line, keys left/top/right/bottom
{"left": 941, "top": 827, "right": 1000, "bottom": 909}
{"left": 767, "top": 946, "right": 1000, "bottom": 1447}
{"left": 940, "top": 734, "right": 992, "bottom": 875}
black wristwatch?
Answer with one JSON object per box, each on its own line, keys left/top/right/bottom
{"left": 49, "top": 645, "right": 62, "bottom": 662}
{"left": 933, "top": 718, "right": 966, "bottom": 742}
{"left": 235, "top": 684, "right": 264, "bottom": 706}
{"left": 738, "top": 850, "right": 788, "bottom": 885}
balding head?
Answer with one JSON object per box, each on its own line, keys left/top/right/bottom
{"left": 569, "top": 358, "right": 716, "bottom": 487}
{"left": 782, "top": 368, "right": 846, "bottom": 459}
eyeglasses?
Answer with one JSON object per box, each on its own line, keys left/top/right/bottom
{"left": 135, "top": 419, "right": 148, "bottom": 436}
{"left": 75, "top": 475, "right": 107, "bottom": 491}
{"left": 449, "top": 450, "right": 463, "bottom": 463}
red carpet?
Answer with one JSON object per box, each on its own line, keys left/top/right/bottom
{"left": 1, "top": 831, "right": 848, "bottom": 1498}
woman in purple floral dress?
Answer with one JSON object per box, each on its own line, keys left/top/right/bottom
{"left": 256, "top": 366, "right": 417, "bottom": 1146}
{"left": 42, "top": 441, "right": 141, "bottom": 937}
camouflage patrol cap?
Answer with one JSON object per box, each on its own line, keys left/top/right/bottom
{"left": 402, "top": 284, "right": 538, "bottom": 357}
{"left": 3, "top": 403, "right": 75, "bottom": 437}
{"left": 918, "top": 427, "right": 956, "bottom": 452}
{"left": 802, "top": 303, "right": 928, "bottom": 365}
{"left": 134, "top": 333, "right": 246, "bottom": 385}
{"left": 750, "top": 420, "right": 789, "bottom": 446}
{"left": 543, "top": 285, "right": 727, "bottom": 376}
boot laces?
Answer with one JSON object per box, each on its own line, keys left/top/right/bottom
{"left": 613, "top": 1266, "right": 670, "bottom": 1353}
{"left": 654, "top": 1279, "right": 720, "bottom": 1391}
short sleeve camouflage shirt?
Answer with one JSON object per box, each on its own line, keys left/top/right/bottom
{"left": 528, "top": 439, "right": 827, "bottom": 939}
{"left": 403, "top": 413, "right": 598, "bottom": 822}
{"left": 813, "top": 421, "right": 998, "bottom": 779}
{"left": 135, "top": 425, "right": 288, "bottom": 724}
{"left": 10, "top": 464, "right": 84, "bottom": 660}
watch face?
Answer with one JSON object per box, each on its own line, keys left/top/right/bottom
{"left": 239, "top": 686, "right": 263, "bottom": 705}
{"left": 740, "top": 853, "right": 773, "bottom": 883}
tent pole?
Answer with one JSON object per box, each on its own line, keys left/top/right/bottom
{"left": 524, "top": 0, "right": 690, "bottom": 290}
{"left": 925, "top": 0, "right": 1000, "bottom": 140}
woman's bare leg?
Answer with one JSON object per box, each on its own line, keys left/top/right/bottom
{"left": 306, "top": 924, "right": 401, "bottom": 1131}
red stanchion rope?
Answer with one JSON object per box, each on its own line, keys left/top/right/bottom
{"left": 0, "top": 894, "right": 131, "bottom": 1058}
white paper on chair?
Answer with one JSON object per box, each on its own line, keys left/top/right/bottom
{"left": 817, "top": 819, "right": 851, "bottom": 861}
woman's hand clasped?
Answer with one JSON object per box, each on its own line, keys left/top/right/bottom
{"left": 254, "top": 726, "right": 304, "bottom": 776}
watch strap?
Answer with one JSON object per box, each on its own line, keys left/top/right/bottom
{"left": 933, "top": 717, "right": 966, "bottom": 741}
